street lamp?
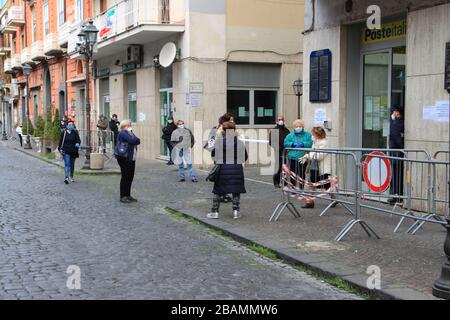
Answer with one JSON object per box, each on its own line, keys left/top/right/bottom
{"left": 293, "top": 79, "right": 303, "bottom": 119}
{"left": 0, "top": 80, "right": 7, "bottom": 141}
{"left": 76, "top": 18, "right": 98, "bottom": 168}
{"left": 23, "top": 64, "right": 33, "bottom": 149}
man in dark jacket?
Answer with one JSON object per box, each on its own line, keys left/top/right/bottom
{"left": 161, "top": 115, "right": 177, "bottom": 165}
{"left": 109, "top": 114, "right": 120, "bottom": 148}
{"left": 269, "top": 115, "right": 291, "bottom": 188}
{"left": 388, "top": 107, "right": 405, "bottom": 204}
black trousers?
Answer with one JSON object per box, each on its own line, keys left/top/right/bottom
{"left": 390, "top": 151, "right": 404, "bottom": 199}
{"left": 289, "top": 159, "right": 307, "bottom": 189}
{"left": 166, "top": 141, "right": 174, "bottom": 162}
{"left": 18, "top": 134, "right": 23, "bottom": 147}
{"left": 117, "top": 157, "right": 136, "bottom": 198}
{"left": 273, "top": 155, "right": 285, "bottom": 187}
{"left": 212, "top": 193, "right": 240, "bottom": 212}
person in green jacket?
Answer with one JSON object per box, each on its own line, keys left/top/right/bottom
{"left": 283, "top": 119, "right": 313, "bottom": 189}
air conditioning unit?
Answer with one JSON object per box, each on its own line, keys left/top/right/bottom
{"left": 126, "top": 45, "right": 141, "bottom": 64}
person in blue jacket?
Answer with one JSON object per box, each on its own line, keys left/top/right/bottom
{"left": 283, "top": 119, "right": 313, "bottom": 189}
{"left": 116, "top": 119, "right": 141, "bottom": 203}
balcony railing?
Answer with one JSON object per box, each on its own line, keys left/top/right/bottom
{"left": 11, "top": 55, "right": 22, "bottom": 70}
{"left": 5, "top": 6, "right": 25, "bottom": 27}
{"left": 4, "top": 58, "right": 13, "bottom": 74}
{"left": 44, "top": 33, "right": 64, "bottom": 56}
{"left": 94, "top": 0, "right": 185, "bottom": 43}
{"left": 58, "top": 22, "right": 72, "bottom": 48}
{"left": 31, "top": 40, "right": 45, "bottom": 61}
{"left": 21, "top": 47, "right": 34, "bottom": 66}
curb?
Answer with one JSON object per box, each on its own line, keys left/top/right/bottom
{"left": 166, "top": 207, "right": 439, "bottom": 301}
{"left": 10, "top": 146, "right": 121, "bottom": 175}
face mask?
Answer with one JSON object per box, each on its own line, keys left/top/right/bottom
{"left": 178, "top": 125, "right": 185, "bottom": 129}
{"left": 391, "top": 115, "right": 396, "bottom": 121}
{"left": 295, "top": 127, "right": 303, "bottom": 134}
{"left": 67, "top": 126, "right": 75, "bottom": 130}
{"left": 168, "top": 120, "right": 173, "bottom": 124}
{"left": 278, "top": 121, "right": 284, "bottom": 126}
{"left": 127, "top": 127, "right": 133, "bottom": 132}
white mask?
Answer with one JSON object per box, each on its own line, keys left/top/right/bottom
{"left": 178, "top": 125, "right": 185, "bottom": 129}
{"left": 127, "top": 127, "right": 133, "bottom": 132}
{"left": 391, "top": 115, "right": 396, "bottom": 121}
{"left": 278, "top": 121, "right": 284, "bottom": 126}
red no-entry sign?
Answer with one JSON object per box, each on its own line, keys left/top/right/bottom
{"left": 363, "top": 151, "right": 392, "bottom": 193}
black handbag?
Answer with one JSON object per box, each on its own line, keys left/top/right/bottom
{"left": 206, "top": 164, "right": 221, "bottom": 182}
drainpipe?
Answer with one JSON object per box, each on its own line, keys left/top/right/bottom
{"left": 302, "top": 0, "right": 315, "bottom": 35}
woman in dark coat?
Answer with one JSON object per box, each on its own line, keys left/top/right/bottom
{"left": 58, "top": 120, "right": 81, "bottom": 184}
{"left": 208, "top": 121, "right": 248, "bottom": 220}
{"left": 116, "top": 119, "right": 141, "bottom": 203}
{"left": 162, "top": 115, "right": 177, "bottom": 165}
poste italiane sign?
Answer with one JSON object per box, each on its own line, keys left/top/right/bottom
{"left": 362, "top": 19, "right": 407, "bottom": 45}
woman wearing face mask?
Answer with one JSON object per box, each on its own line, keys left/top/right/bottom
{"left": 116, "top": 120, "right": 141, "bottom": 203}
{"left": 299, "top": 127, "right": 333, "bottom": 208}
{"left": 162, "top": 115, "right": 177, "bottom": 165}
{"left": 283, "top": 119, "right": 313, "bottom": 189}
{"left": 58, "top": 120, "right": 81, "bottom": 184}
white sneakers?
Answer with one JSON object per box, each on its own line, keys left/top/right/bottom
{"left": 206, "top": 212, "right": 219, "bottom": 219}
{"left": 206, "top": 211, "right": 241, "bottom": 220}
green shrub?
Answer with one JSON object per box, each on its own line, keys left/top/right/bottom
{"left": 44, "top": 109, "right": 61, "bottom": 142}
{"left": 34, "top": 115, "right": 45, "bottom": 138}
{"left": 21, "top": 119, "right": 35, "bottom": 136}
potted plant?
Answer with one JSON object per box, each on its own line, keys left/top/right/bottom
{"left": 33, "top": 115, "right": 45, "bottom": 153}
{"left": 43, "top": 109, "right": 61, "bottom": 154}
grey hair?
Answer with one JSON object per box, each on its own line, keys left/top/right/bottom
{"left": 119, "top": 119, "right": 132, "bottom": 130}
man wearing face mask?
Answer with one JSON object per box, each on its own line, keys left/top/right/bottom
{"left": 171, "top": 120, "right": 197, "bottom": 182}
{"left": 269, "top": 115, "right": 291, "bottom": 188}
{"left": 162, "top": 115, "right": 177, "bottom": 165}
{"left": 388, "top": 107, "right": 405, "bottom": 205}
{"left": 283, "top": 119, "right": 313, "bottom": 189}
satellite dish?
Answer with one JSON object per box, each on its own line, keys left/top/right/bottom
{"left": 159, "top": 42, "right": 177, "bottom": 68}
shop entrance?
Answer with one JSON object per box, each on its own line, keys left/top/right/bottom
{"left": 362, "top": 46, "right": 406, "bottom": 149}
{"left": 159, "top": 89, "right": 173, "bottom": 159}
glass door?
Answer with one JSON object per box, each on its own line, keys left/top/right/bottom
{"left": 160, "top": 89, "right": 173, "bottom": 158}
{"left": 362, "top": 51, "right": 391, "bottom": 149}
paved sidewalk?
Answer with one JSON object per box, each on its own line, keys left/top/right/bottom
{"left": 5, "top": 139, "right": 445, "bottom": 299}
{"left": 2, "top": 138, "right": 120, "bottom": 175}
{"left": 129, "top": 160, "right": 444, "bottom": 300}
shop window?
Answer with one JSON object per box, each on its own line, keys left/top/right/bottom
{"left": 227, "top": 62, "right": 280, "bottom": 126}
{"left": 128, "top": 93, "right": 137, "bottom": 123}
{"left": 309, "top": 49, "right": 332, "bottom": 103}
{"left": 227, "top": 90, "right": 277, "bottom": 126}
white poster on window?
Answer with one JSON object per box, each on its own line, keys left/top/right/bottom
{"left": 314, "top": 108, "right": 327, "bottom": 125}
{"left": 139, "top": 112, "right": 146, "bottom": 122}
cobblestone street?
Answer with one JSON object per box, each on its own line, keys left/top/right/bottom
{"left": 0, "top": 144, "right": 358, "bottom": 300}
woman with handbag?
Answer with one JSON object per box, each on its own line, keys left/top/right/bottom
{"left": 115, "top": 119, "right": 141, "bottom": 203}
{"left": 207, "top": 121, "right": 248, "bottom": 220}
{"left": 299, "top": 127, "right": 332, "bottom": 208}
{"left": 58, "top": 120, "right": 81, "bottom": 185}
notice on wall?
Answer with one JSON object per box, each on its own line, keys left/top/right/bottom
{"left": 422, "top": 101, "right": 450, "bottom": 122}
{"left": 423, "top": 106, "right": 436, "bottom": 121}
{"left": 189, "top": 94, "right": 201, "bottom": 108}
{"left": 382, "top": 120, "right": 389, "bottom": 137}
{"left": 314, "top": 108, "right": 327, "bottom": 125}
{"left": 139, "top": 112, "right": 146, "bottom": 122}
{"left": 436, "top": 100, "right": 450, "bottom": 122}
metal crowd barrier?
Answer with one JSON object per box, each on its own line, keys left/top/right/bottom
{"left": 270, "top": 147, "right": 449, "bottom": 241}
